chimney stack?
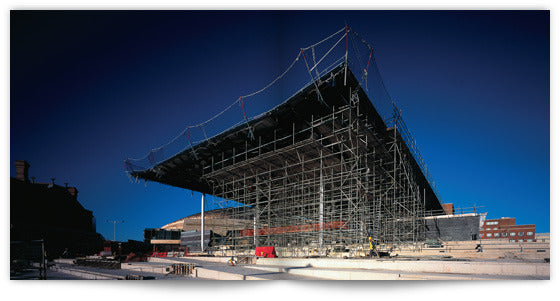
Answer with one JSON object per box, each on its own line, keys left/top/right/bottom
{"left": 67, "top": 187, "right": 78, "bottom": 199}
{"left": 442, "top": 203, "right": 455, "bottom": 215}
{"left": 14, "top": 160, "right": 30, "bottom": 182}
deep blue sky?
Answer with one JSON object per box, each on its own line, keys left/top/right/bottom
{"left": 10, "top": 11, "right": 549, "bottom": 241}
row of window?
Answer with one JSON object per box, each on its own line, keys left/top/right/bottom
{"left": 485, "top": 221, "right": 499, "bottom": 225}
{"left": 481, "top": 231, "right": 533, "bottom": 238}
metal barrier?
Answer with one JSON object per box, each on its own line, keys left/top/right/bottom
{"left": 75, "top": 258, "right": 121, "bottom": 269}
{"left": 125, "top": 274, "right": 155, "bottom": 280}
{"left": 170, "top": 263, "right": 195, "bottom": 275}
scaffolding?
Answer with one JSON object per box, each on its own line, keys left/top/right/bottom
{"left": 127, "top": 28, "right": 445, "bottom": 257}
{"left": 200, "top": 68, "right": 434, "bottom": 256}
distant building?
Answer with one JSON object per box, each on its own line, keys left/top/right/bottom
{"left": 10, "top": 160, "right": 104, "bottom": 258}
{"left": 143, "top": 228, "right": 182, "bottom": 252}
{"left": 161, "top": 207, "right": 253, "bottom": 235}
{"left": 479, "top": 217, "right": 535, "bottom": 242}
{"left": 535, "top": 233, "right": 549, "bottom": 243}
{"left": 144, "top": 207, "right": 254, "bottom": 252}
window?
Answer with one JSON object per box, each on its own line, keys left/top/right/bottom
{"left": 527, "top": 232, "right": 533, "bottom": 236}
{"left": 510, "top": 240, "right": 516, "bottom": 243}
{"left": 494, "top": 233, "right": 500, "bottom": 238}
{"left": 527, "top": 239, "right": 533, "bottom": 242}
{"left": 486, "top": 228, "right": 491, "bottom": 231}
{"left": 501, "top": 233, "right": 507, "bottom": 237}
{"left": 493, "top": 228, "right": 498, "bottom": 230}
{"left": 518, "top": 232, "right": 524, "bottom": 237}
{"left": 486, "top": 221, "right": 498, "bottom": 225}
{"left": 510, "top": 232, "right": 516, "bottom": 237}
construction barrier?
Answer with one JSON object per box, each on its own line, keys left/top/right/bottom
{"left": 255, "top": 246, "right": 277, "bottom": 258}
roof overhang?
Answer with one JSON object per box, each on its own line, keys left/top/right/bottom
{"left": 130, "top": 64, "right": 443, "bottom": 212}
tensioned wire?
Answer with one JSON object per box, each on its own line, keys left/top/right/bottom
{"left": 125, "top": 25, "right": 445, "bottom": 205}
{"left": 126, "top": 26, "right": 348, "bottom": 164}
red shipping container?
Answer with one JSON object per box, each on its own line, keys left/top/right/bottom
{"left": 255, "top": 246, "right": 277, "bottom": 258}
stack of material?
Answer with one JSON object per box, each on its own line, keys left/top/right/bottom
{"left": 75, "top": 258, "right": 121, "bottom": 269}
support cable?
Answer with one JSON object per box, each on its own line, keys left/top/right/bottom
{"left": 186, "top": 127, "right": 198, "bottom": 159}
{"left": 301, "top": 49, "right": 327, "bottom": 107}
{"left": 239, "top": 97, "right": 255, "bottom": 140}
{"left": 301, "top": 26, "right": 346, "bottom": 51}
{"left": 344, "top": 26, "right": 348, "bottom": 86}
{"left": 360, "top": 49, "right": 373, "bottom": 90}
{"left": 309, "top": 32, "right": 346, "bottom": 73}
{"left": 127, "top": 28, "right": 344, "bottom": 169}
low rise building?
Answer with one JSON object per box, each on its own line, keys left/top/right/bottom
{"left": 480, "top": 217, "right": 535, "bottom": 242}
{"left": 10, "top": 160, "right": 104, "bottom": 258}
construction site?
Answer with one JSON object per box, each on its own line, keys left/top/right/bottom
{"left": 127, "top": 26, "right": 443, "bottom": 255}
{"left": 115, "top": 26, "right": 550, "bottom": 280}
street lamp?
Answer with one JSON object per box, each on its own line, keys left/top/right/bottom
{"left": 107, "top": 220, "right": 124, "bottom": 241}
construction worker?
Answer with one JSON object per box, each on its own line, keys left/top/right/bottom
{"left": 62, "top": 248, "right": 69, "bottom": 258}
{"left": 475, "top": 243, "right": 483, "bottom": 253}
{"left": 368, "top": 237, "right": 378, "bottom": 258}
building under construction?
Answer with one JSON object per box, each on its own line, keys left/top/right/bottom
{"left": 127, "top": 28, "right": 448, "bottom": 257}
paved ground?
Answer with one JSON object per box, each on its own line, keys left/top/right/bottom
{"left": 37, "top": 256, "right": 549, "bottom": 280}
{"left": 152, "top": 257, "right": 322, "bottom": 280}
{"left": 11, "top": 268, "right": 85, "bottom": 280}
{"left": 49, "top": 257, "right": 322, "bottom": 280}
{"left": 43, "top": 270, "right": 89, "bottom": 280}
{"left": 45, "top": 259, "right": 319, "bottom": 280}
{"left": 51, "top": 262, "right": 195, "bottom": 280}
{"left": 248, "top": 263, "right": 548, "bottom": 280}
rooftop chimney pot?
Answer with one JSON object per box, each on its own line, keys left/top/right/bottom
{"left": 67, "top": 187, "right": 79, "bottom": 199}
{"left": 14, "top": 160, "right": 30, "bottom": 182}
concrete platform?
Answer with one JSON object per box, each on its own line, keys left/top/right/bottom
{"left": 149, "top": 257, "right": 322, "bottom": 280}
{"left": 50, "top": 257, "right": 321, "bottom": 280}
{"left": 49, "top": 255, "right": 550, "bottom": 280}
{"left": 121, "top": 261, "right": 174, "bottom": 274}
{"left": 254, "top": 257, "right": 549, "bottom": 279}
{"left": 249, "top": 263, "right": 546, "bottom": 280}
{"left": 151, "top": 256, "right": 549, "bottom": 280}
{"left": 50, "top": 262, "right": 194, "bottom": 280}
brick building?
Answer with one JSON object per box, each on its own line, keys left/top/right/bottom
{"left": 480, "top": 217, "right": 535, "bottom": 242}
{"left": 10, "top": 160, "right": 104, "bottom": 258}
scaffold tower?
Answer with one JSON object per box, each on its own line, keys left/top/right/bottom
{"left": 126, "top": 27, "right": 444, "bottom": 256}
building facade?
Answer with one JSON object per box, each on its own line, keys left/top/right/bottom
{"left": 10, "top": 160, "right": 104, "bottom": 258}
{"left": 480, "top": 217, "right": 535, "bottom": 242}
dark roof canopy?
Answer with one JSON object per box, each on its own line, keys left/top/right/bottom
{"left": 130, "top": 64, "right": 443, "bottom": 212}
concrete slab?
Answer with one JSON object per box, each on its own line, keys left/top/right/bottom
{"left": 121, "top": 262, "right": 173, "bottom": 274}
{"left": 149, "top": 257, "right": 321, "bottom": 280}
{"left": 249, "top": 264, "right": 546, "bottom": 280}
{"left": 255, "top": 257, "right": 550, "bottom": 278}
{"left": 50, "top": 263, "right": 194, "bottom": 280}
